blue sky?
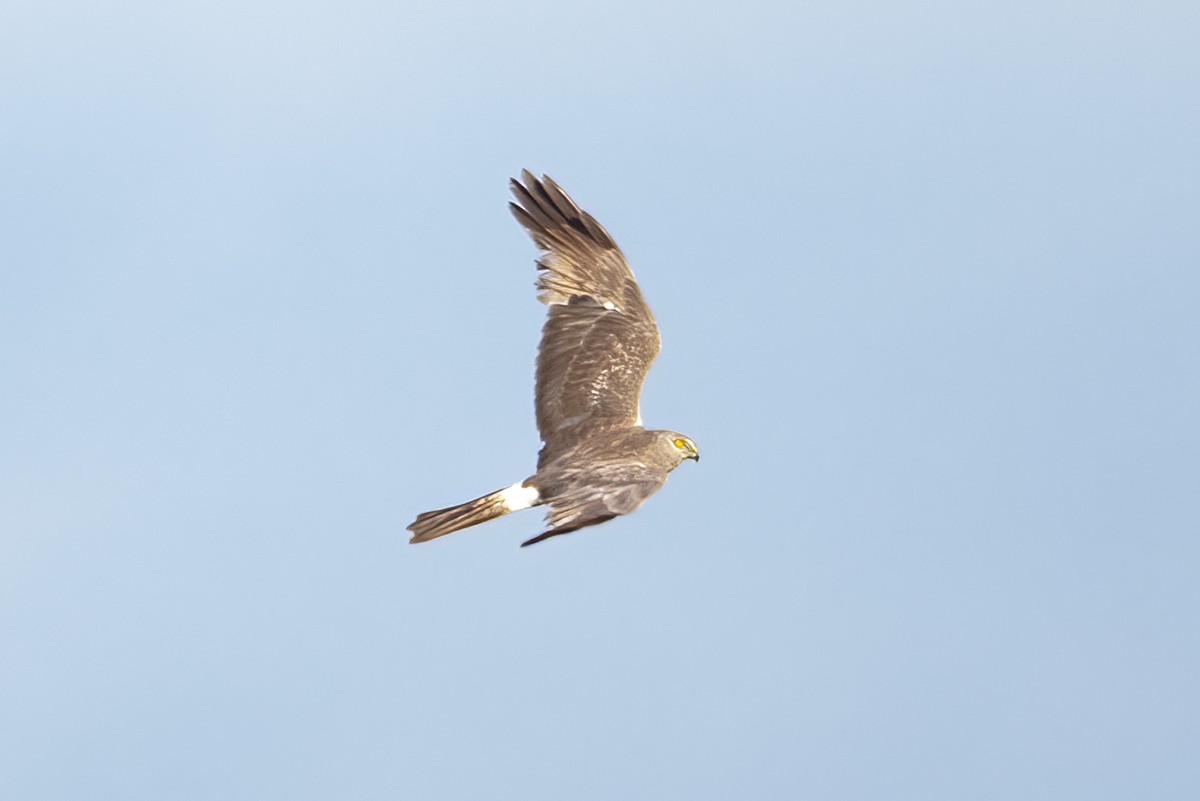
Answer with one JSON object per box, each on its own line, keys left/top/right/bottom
{"left": 2, "top": 1, "right": 1198, "bottom": 799}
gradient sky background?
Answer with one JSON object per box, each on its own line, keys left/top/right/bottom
{"left": 2, "top": 1, "right": 1198, "bottom": 799}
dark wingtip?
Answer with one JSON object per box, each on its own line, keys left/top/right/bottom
{"left": 520, "top": 530, "right": 556, "bottom": 547}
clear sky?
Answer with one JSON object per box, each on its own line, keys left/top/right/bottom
{"left": 2, "top": 1, "right": 1198, "bottom": 799}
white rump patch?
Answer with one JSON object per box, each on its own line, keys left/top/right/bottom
{"left": 498, "top": 482, "right": 539, "bottom": 512}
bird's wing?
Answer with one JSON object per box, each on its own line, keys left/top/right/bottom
{"left": 509, "top": 171, "right": 661, "bottom": 465}
{"left": 520, "top": 473, "right": 664, "bottom": 547}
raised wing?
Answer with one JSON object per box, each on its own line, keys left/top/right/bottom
{"left": 509, "top": 171, "right": 661, "bottom": 465}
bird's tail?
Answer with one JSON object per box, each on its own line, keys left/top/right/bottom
{"left": 408, "top": 482, "right": 540, "bottom": 544}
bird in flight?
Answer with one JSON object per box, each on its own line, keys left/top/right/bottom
{"left": 407, "top": 171, "right": 699, "bottom": 547}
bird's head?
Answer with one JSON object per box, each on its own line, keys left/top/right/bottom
{"left": 658, "top": 431, "right": 700, "bottom": 467}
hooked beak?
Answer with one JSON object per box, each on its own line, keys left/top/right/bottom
{"left": 688, "top": 451, "right": 700, "bottom": 463}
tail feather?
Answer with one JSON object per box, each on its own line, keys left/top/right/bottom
{"left": 408, "top": 482, "right": 538, "bottom": 544}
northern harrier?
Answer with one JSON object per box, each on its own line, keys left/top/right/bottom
{"left": 407, "top": 171, "right": 699, "bottom": 547}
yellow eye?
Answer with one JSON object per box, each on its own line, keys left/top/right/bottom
{"left": 673, "top": 438, "right": 687, "bottom": 449}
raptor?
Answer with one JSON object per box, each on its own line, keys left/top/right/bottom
{"left": 407, "top": 171, "right": 699, "bottom": 547}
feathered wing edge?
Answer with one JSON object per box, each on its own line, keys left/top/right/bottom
{"left": 508, "top": 170, "right": 633, "bottom": 308}
{"left": 508, "top": 170, "right": 616, "bottom": 251}
{"left": 520, "top": 513, "right": 617, "bottom": 547}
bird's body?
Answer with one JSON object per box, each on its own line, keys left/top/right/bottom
{"left": 407, "top": 172, "right": 698, "bottom": 547}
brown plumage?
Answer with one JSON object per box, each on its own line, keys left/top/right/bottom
{"left": 407, "top": 172, "right": 698, "bottom": 547}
